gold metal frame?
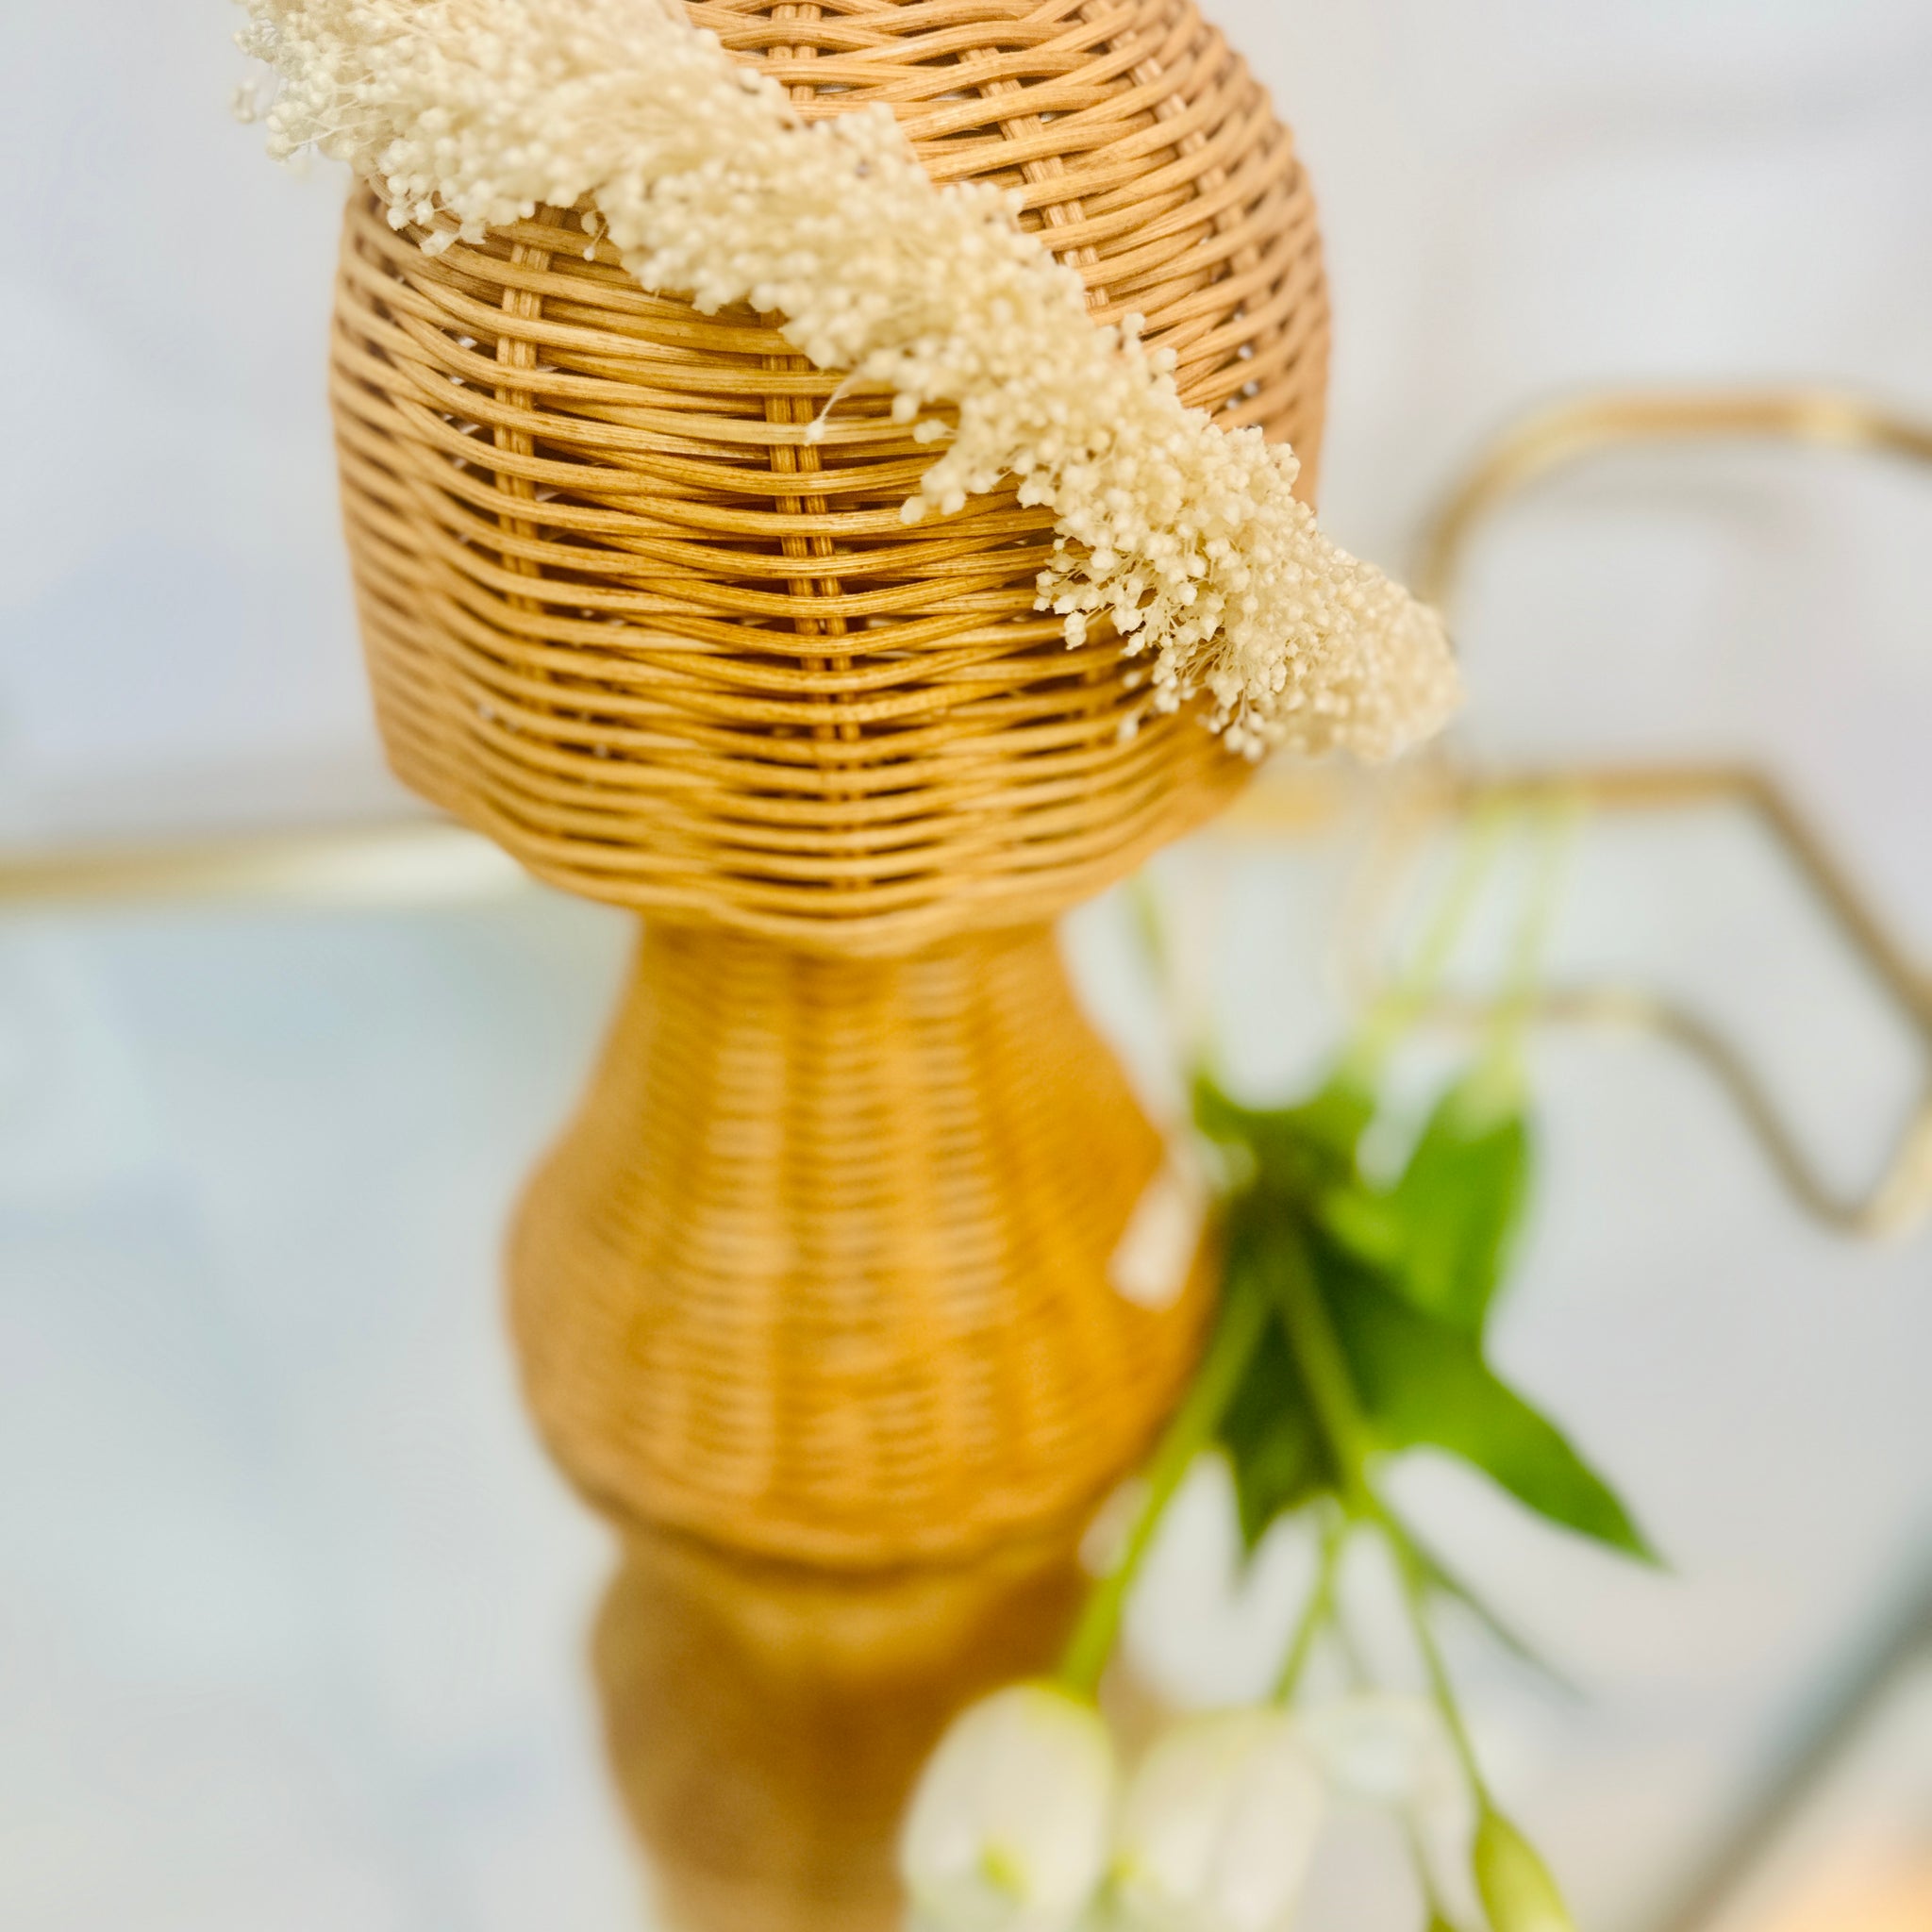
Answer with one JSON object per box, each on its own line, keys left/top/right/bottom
{"left": 1239, "top": 387, "right": 1932, "bottom": 1240}
{"left": 0, "top": 819, "right": 519, "bottom": 908}
{"left": 4, "top": 386, "right": 1927, "bottom": 1235}
{"left": 1414, "top": 387, "right": 1932, "bottom": 611}
{"left": 1335, "top": 762, "right": 1932, "bottom": 1238}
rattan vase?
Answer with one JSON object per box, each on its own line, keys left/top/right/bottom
{"left": 330, "top": 0, "right": 1329, "bottom": 1565}
{"left": 595, "top": 1522, "right": 1089, "bottom": 1930}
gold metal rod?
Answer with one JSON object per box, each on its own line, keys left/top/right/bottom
{"left": 1333, "top": 758, "right": 1932, "bottom": 1241}
{"left": 1357, "top": 382, "right": 1932, "bottom": 1239}
{"left": 0, "top": 820, "right": 523, "bottom": 909}
{"left": 1417, "top": 387, "right": 1932, "bottom": 609}
{"left": 1407, "top": 983, "right": 1932, "bottom": 1241}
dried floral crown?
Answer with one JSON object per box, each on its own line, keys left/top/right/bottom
{"left": 238, "top": 0, "right": 1461, "bottom": 759}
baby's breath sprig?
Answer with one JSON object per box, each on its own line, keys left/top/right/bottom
{"left": 235, "top": 0, "right": 1459, "bottom": 759}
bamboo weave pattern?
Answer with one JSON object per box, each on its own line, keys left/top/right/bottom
{"left": 513, "top": 922, "right": 1210, "bottom": 1563}
{"left": 330, "top": 0, "right": 1329, "bottom": 955}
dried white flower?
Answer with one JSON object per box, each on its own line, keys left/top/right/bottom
{"left": 236, "top": 0, "right": 1460, "bottom": 758}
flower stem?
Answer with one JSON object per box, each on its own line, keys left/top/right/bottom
{"left": 1403, "top": 1809, "right": 1458, "bottom": 1930}
{"left": 1389, "top": 1529, "right": 1491, "bottom": 1808}
{"left": 1057, "top": 1272, "right": 1269, "bottom": 1696}
{"left": 1254, "top": 1224, "right": 1492, "bottom": 1805}
{"left": 1342, "top": 801, "right": 1510, "bottom": 1090}
{"left": 1474, "top": 795, "right": 1578, "bottom": 1105}
{"left": 1272, "top": 1505, "right": 1349, "bottom": 1703}
{"left": 1268, "top": 1227, "right": 1377, "bottom": 1515}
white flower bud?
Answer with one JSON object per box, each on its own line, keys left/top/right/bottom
{"left": 900, "top": 1684, "right": 1116, "bottom": 1932}
{"left": 1472, "top": 1808, "right": 1574, "bottom": 1932}
{"left": 1110, "top": 1709, "right": 1325, "bottom": 1932}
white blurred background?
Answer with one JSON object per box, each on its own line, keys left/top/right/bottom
{"left": 2, "top": 4, "right": 1928, "bottom": 1930}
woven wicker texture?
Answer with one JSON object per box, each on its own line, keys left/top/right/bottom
{"left": 329, "top": 0, "right": 1326, "bottom": 1565}
{"left": 330, "top": 0, "right": 1329, "bottom": 955}
{"left": 512, "top": 920, "right": 1211, "bottom": 1564}
{"left": 595, "top": 1523, "right": 1085, "bottom": 1931}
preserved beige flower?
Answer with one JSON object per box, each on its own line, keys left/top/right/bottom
{"left": 238, "top": 0, "right": 1459, "bottom": 758}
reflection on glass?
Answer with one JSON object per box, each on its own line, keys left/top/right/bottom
{"left": 593, "top": 1524, "right": 1089, "bottom": 1930}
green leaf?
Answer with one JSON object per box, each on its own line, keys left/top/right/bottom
{"left": 1391, "top": 1082, "right": 1533, "bottom": 1336}
{"left": 1192, "top": 1072, "right": 1262, "bottom": 1142}
{"left": 1315, "top": 1180, "right": 1407, "bottom": 1271}
{"left": 1217, "top": 1315, "right": 1327, "bottom": 1554}
{"left": 1195, "top": 1070, "right": 1374, "bottom": 1203}
{"left": 1323, "top": 1260, "right": 1657, "bottom": 1562}
{"left": 1283, "top": 1074, "right": 1376, "bottom": 1166}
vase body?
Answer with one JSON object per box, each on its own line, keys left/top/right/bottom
{"left": 513, "top": 920, "right": 1208, "bottom": 1563}
{"left": 329, "top": 0, "right": 1327, "bottom": 1568}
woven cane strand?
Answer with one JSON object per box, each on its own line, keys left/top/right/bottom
{"left": 330, "top": 0, "right": 1329, "bottom": 954}
{"left": 513, "top": 921, "right": 1211, "bottom": 1563}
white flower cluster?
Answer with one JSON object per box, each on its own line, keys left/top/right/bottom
{"left": 237, "top": 0, "right": 1460, "bottom": 759}
{"left": 901, "top": 1684, "right": 1458, "bottom": 1932}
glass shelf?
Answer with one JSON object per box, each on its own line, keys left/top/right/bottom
{"left": 3, "top": 823, "right": 1926, "bottom": 1931}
